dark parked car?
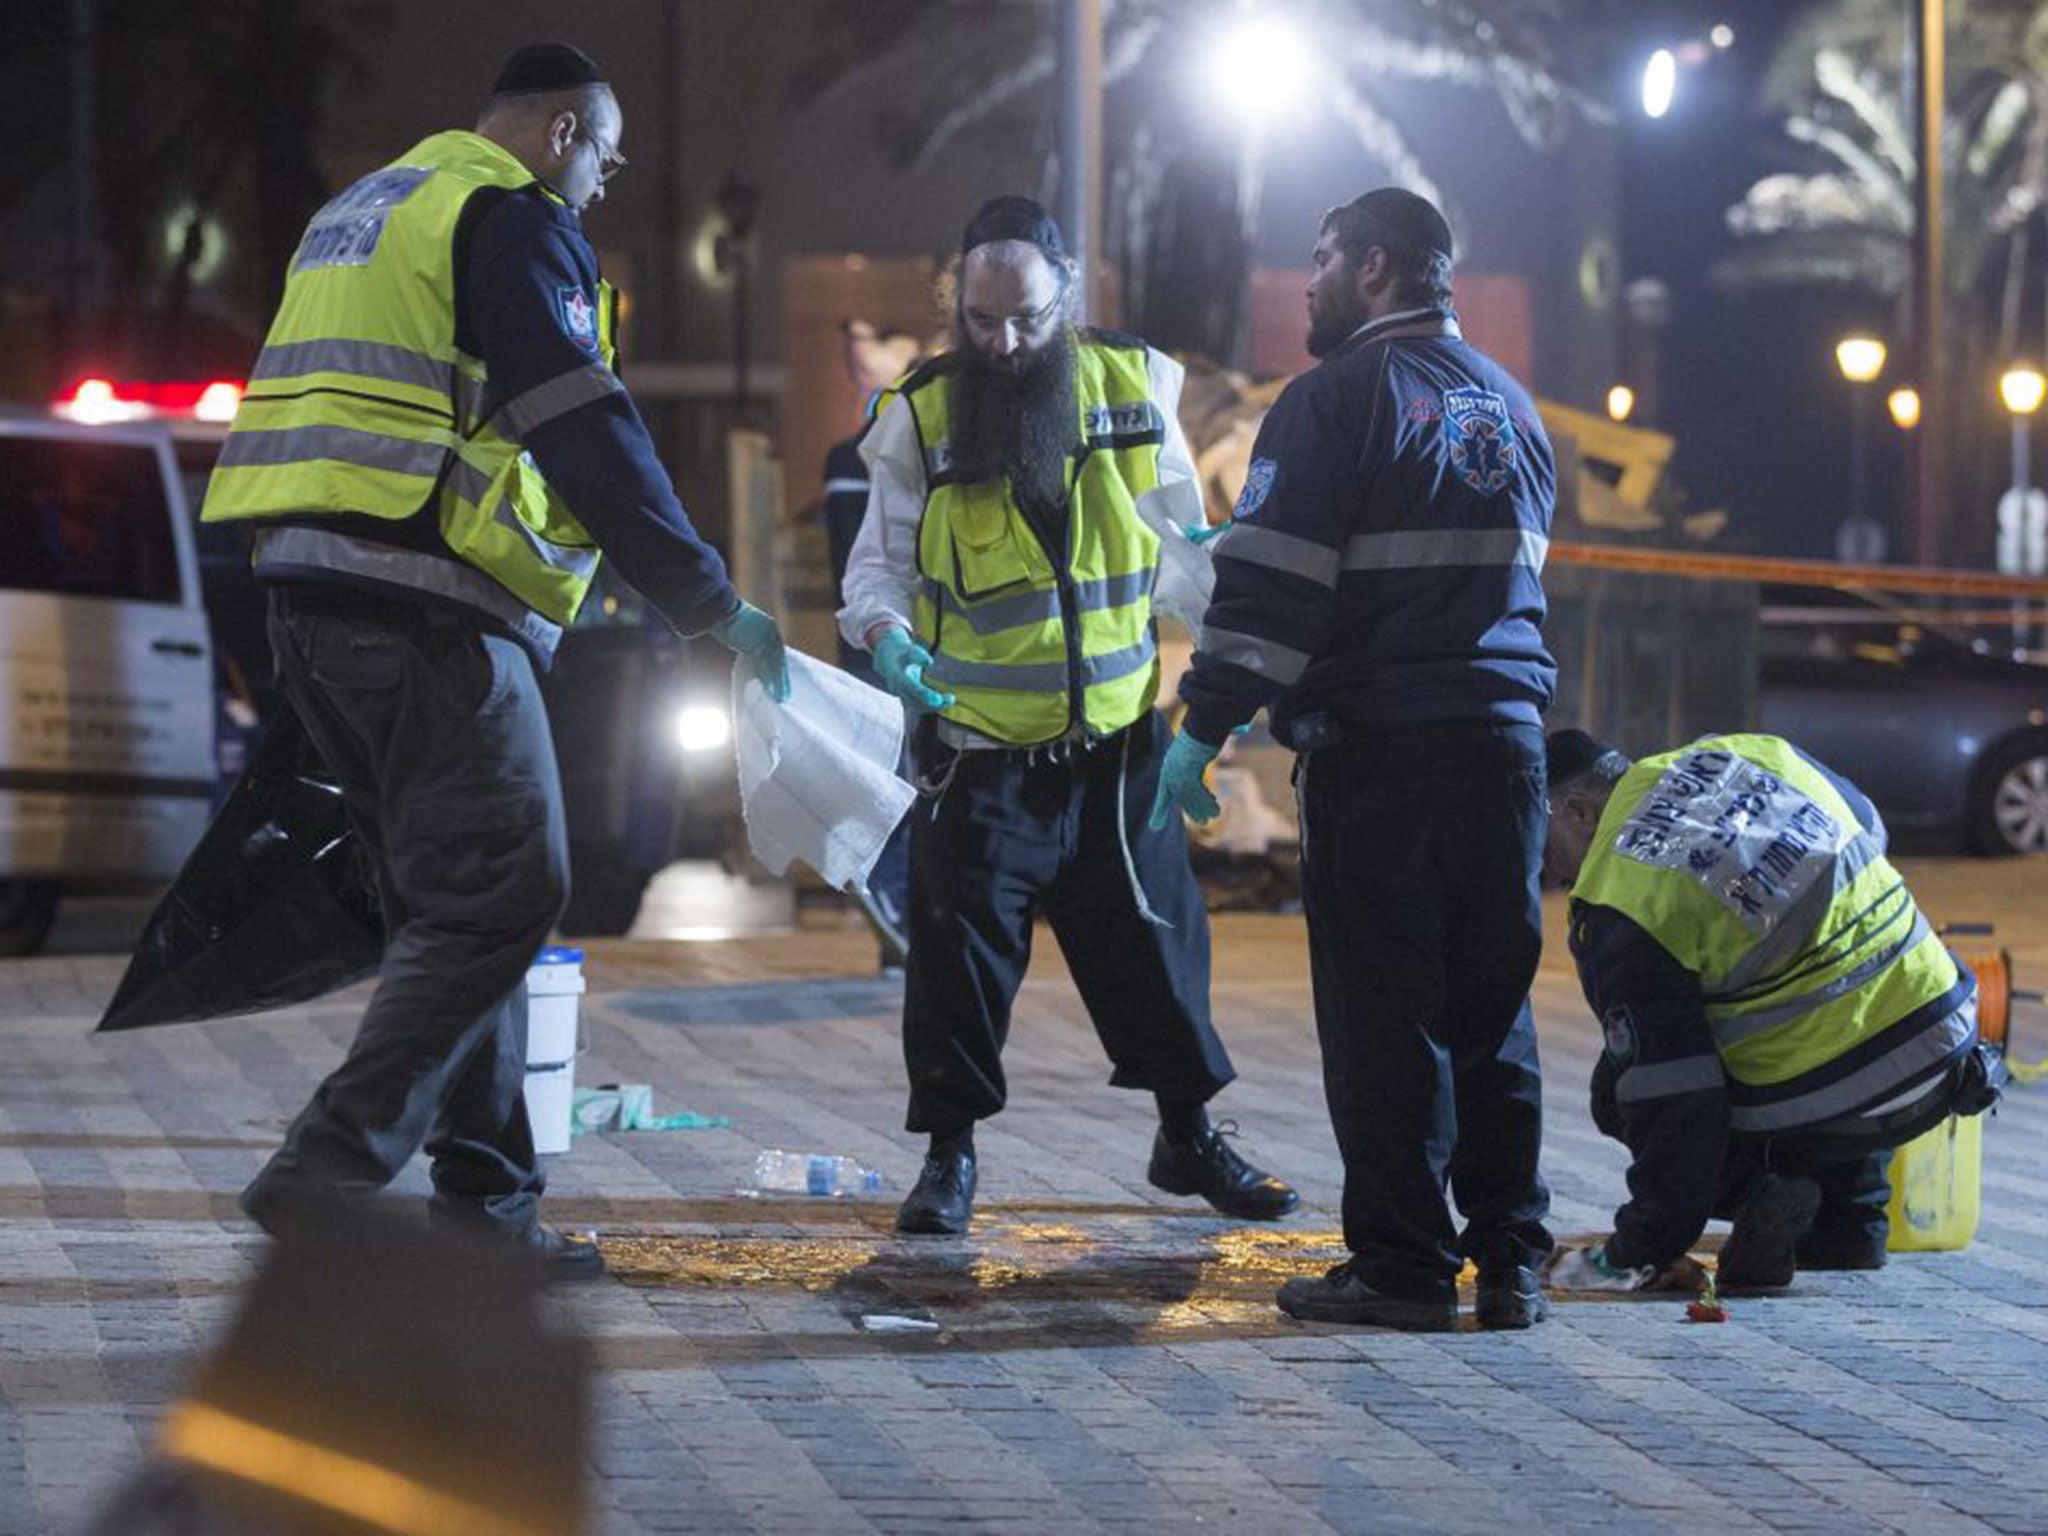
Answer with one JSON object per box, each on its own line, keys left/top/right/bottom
{"left": 1758, "top": 585, "right": 2048, "bottom": 855}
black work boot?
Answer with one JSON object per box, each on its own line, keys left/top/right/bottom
{"left": 523, "top": 1225, "right": 608, "bottom": 1282}
{"left": 896, "top": 1136, "right": 977, "bottom": 1235}
{"left": 1147, "top": 1122, "right": 1299, "bottom": 1220}
{"left": 1796, "top": 1229, "right": 1889, "bottom": 1271}
{"left": 1276, "top": 1264, "right": 1457, "bottom": 1331}
{"left": 1717, "top": 1174, "right": 1822, "bottom": 1292}
{"left": 1475, "top": 1264, "right": 1549, "bottom": 1330}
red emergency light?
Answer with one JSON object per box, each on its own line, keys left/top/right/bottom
{"left": 54, "top": 377, "right": 245, "bottom": 425}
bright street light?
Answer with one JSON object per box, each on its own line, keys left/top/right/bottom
{"left": 1710, "top": 23, "right": 1736, "bottom": 50}
{"left": 1835, "top": 335, "right": 1887, "bottom": 384}
{"left": 1606, "top": 384, "right": 1636, "bottom": 423}
{"left": 2000, "top": 366, "right": 2046, "bottom": 416}
{"left": 1641, "top": 49, "right": 1677, "bottom": 119}
{"left": 1208, "top": 12, "right": 1313, "bottom": 123}
{"left": 1887, "top": 387, "right": 1921, "bottom": 430}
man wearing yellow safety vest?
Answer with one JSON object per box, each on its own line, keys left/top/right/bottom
{"left": 838, "top": 197, "right": 1297, "bottom": 1236}
{"left": 203, "top": 44, "right": 788, "bottom": 1280}
{"left": 1540, "top": 730, "right": 2003, "bottom": 1294}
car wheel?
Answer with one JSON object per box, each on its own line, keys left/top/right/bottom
{"left": 0, "top": 880, "right": 60, "bottom": 957}
{"left": 1969, "top": 733, "right": 2048, "bottom": 856}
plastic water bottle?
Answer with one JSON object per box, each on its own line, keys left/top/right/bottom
{"left": 752, "top": 1149, "right": 884, "bottom": 1197}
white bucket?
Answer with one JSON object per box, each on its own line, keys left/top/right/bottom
{"left": 523, "top": 947, "right": 586, "bottom": 1156}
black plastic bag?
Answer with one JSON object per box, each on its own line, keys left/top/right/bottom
{"left": 97, "top": 703, "right": 383, "bottom": 1031}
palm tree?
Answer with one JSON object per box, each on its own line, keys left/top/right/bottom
{"left": 1716, "top": 0, "right": 2048, "bottom": 556}
{"left": 15, "top": 0, "right": 390, "bottom": 379}
{"left": 787, "top": 0, "right": 1615, "bottom": 360}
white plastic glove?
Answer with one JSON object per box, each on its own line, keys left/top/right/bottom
{"left": 1542, "top": 1242, "right": 1653, "bottom": 1293}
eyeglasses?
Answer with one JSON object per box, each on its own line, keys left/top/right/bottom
{"left": 575, "top": 124, "right": 627, "bottom": 184}
{"left": 962, "top": 270, "right": 1069, "bottom": 341}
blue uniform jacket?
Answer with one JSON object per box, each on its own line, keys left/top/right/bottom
{"left": 459, "top": 189, "right": 737, "bottom": 639}
{"left": 1179, "top": 307, "right": 1557, "bottom": 746}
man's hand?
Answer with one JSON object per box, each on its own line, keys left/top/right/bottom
{"left": 1642, "top": 1254, "right": 1711, "bottom": 1294}
{"left": 1541, "top": 1243, "right": 1652, "bottom": 1293}
{"left": 872, "top": 626, "right": 954, "bottom": 712}
{"left": 1148, "top": 730, "right": 1222, "bottom": 830}
{"left": 711, "top": 601, "right": 791, "bottom": 702}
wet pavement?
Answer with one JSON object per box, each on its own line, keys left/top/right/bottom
{"left": 3, "top": 857, "right": 2047, "bottom": 1533}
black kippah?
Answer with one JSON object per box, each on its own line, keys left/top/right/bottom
{"left": 1546, "top": 728, "right": 1628, "bottom": 787}
{"left": 961, "top": 196, "right": 1066, "bottom": 260}
{"left": 1339, "top": 187, "right": 1455, "bottom": 261}
{"left": 491, "top": 43, "right": 607, "bottom": 98}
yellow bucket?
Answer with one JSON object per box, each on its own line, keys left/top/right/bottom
{"left": 1885, "top": 1112, "right": 1983, "bottom": 1252}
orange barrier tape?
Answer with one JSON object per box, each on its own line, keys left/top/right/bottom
{"left": 1550, "top": 541, "right": 2048, "bottom": 600}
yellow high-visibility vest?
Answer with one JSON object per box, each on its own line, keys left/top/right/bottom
{"left": 202, "top": 130, "right": 620, "bottom": 656}
{"left": 1573, "top": 733, "right": 1974, "bottom": 1134}
{"left": 892, "top": 333, "right": 1165, "bottom": 745}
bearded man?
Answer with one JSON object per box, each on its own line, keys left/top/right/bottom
{"left": 838, "top": 196, "right": 1297, "bottom": 1236}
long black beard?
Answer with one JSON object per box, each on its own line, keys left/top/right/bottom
{"left": 949, "top": 327, "right": 1079, "bottom": 520}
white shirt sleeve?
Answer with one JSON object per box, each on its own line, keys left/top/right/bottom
{"left": 1135, "top": 347, "right": 1215, "bottom": 632}
{"left": 836, "top": 394, "right": 928, "bottom": 652}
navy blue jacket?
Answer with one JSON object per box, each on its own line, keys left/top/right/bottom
{"left": 1574, "top": 748, "right": 1886, "bottom": 1270}
{"left": 461, "top": 190, "right": 736, "bottom": 638}
{"left": 1179, "top": 308, "right": 1556, "bottom": 746}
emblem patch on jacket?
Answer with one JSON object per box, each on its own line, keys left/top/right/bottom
{"left": 1601, "top": 1004, "right": 1637, "bottom": 1065}
{"left": 1234, "top": 457, "right": 1278, "bottom": 519}
{"left": 556, "top": 285, "right": 598, "bottom": 352}
{"left": 1442, "top": 386, "right": 1517, "bottom": 495}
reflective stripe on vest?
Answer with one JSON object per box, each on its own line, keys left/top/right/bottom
{"left": 251, "top": 525, "right": 564, "bottom": 658}
{"left": 899, "top": 337, "right": 1165, "bottom": 745}
{"left": 1571, "top": 733, "right": 1970, "bottom": 1133}
{"left": 201, "top": 130, "right": 615, "bottom": 632}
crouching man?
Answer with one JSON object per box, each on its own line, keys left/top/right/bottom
{"left": 1540, "top": 730, "right": 2003, "bottom": 1293}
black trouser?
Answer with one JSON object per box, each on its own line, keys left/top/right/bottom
{"left": 1296, "top": 718, "right": 1553, "bottom": 1297}
{"left": 1717, "top": 1140, "right": 1891, "bottom": 1251}
{"left": 902, "top": 709, "right": 1236, "bottom": 1133}
{"left": 242, "top": 586, "right": 568, "bottom": 1238}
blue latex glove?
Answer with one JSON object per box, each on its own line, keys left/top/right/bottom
{"left": 872, "top": 626, "right": 954, "bottom": 712}
{"left": 1148, "top": 730, "right": 1222, "bottom": 829}
{"left": 1183, "top": 520, "right": 1228, "bottom": 546}
{"left": 711, "top": 600, "right": 790, "bottom": 702}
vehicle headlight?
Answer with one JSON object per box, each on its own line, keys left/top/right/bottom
{"left": 675, "top": 703, "right": 731, "bottom": 754}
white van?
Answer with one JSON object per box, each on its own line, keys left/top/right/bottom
{"left": 0, "top": 415, "right": 216, "bottom": 954}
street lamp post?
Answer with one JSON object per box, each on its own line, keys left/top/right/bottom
{"left": 1911, "top": 0, "right": 1947, "bottom": 566}
{"left": 1835, "top": 335, "right": 1888, "bottom": 564}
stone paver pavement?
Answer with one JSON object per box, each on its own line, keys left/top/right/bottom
{"left": 1, "top": 857, "right": 2046, "bottom": 1533}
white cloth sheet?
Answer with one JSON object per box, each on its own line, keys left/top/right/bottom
{"left": 734, "top": 650, "right": 915, "bottom": 892}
